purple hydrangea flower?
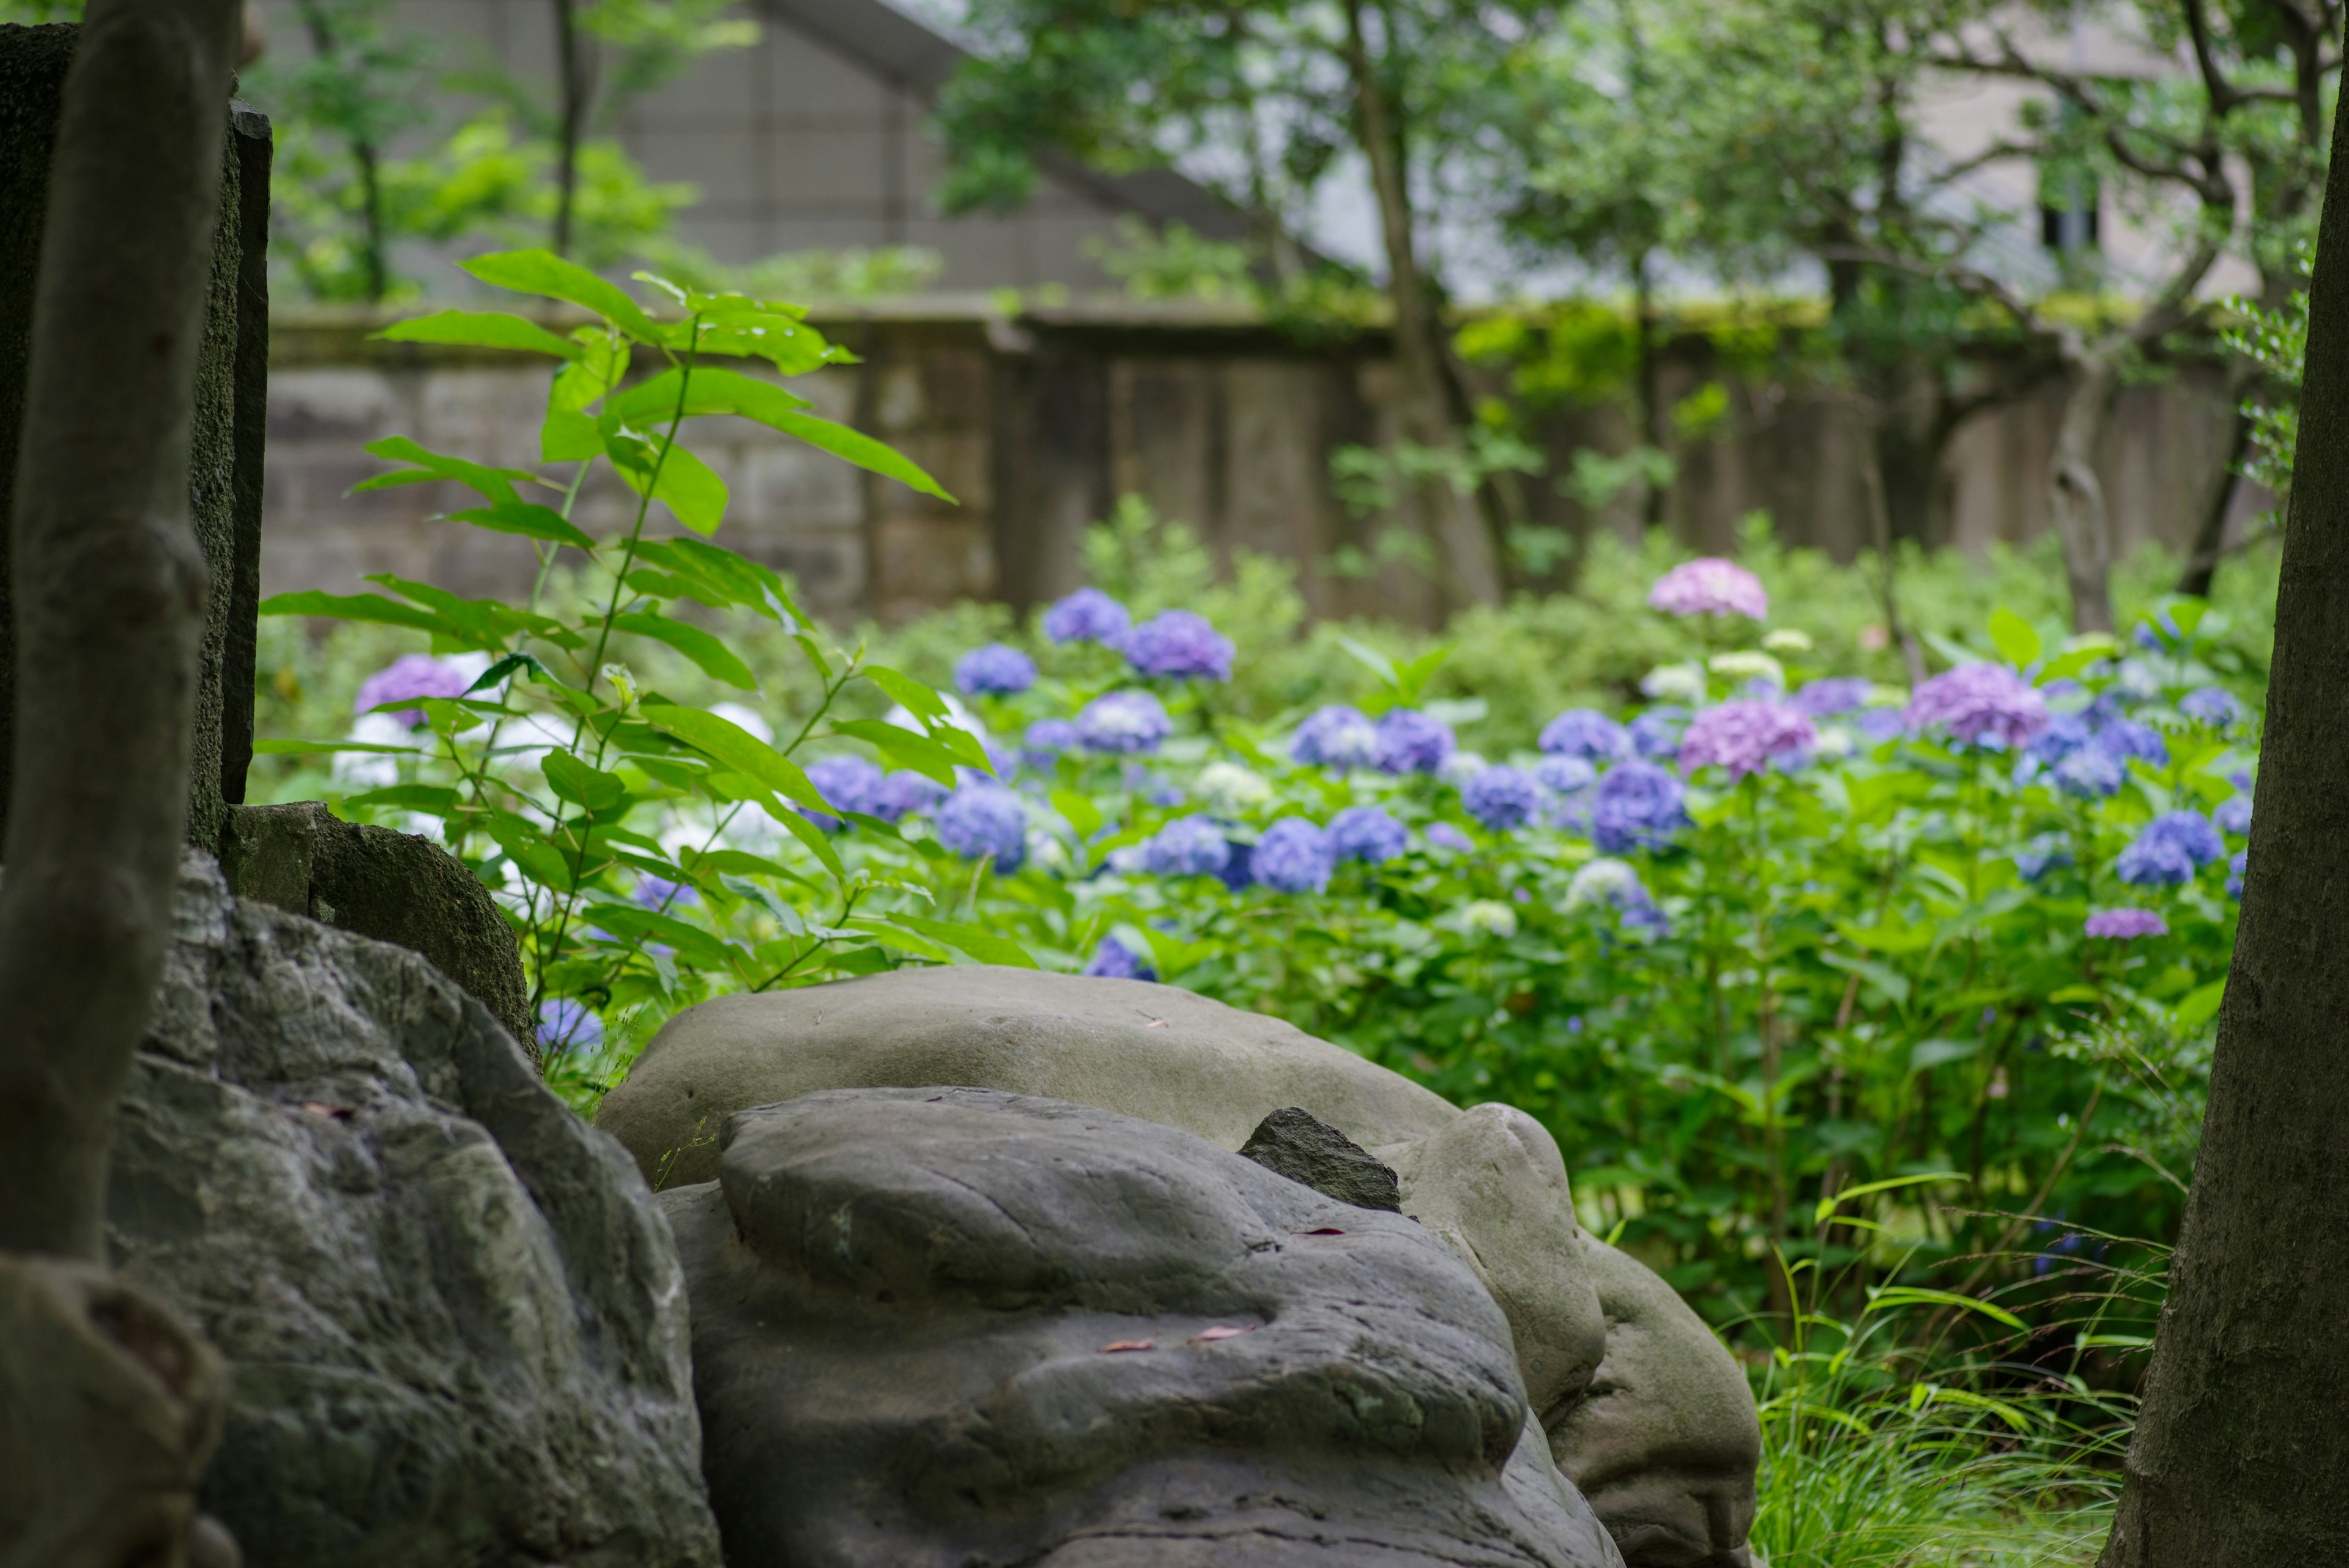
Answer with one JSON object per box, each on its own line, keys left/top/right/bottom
{"left": 1905, "top": 664, "right": 2049, "bottom": 749}
{"left": 2214, "top": 793, "right": 2251, "bottom": 835}
{"left": 2014, "top": 834, "right": 2073, "bottom": 882}
{"left": 1042, "top": 587, "right": 1130, "bottom": 645}
{"left": 1291, "top": 705, "right": 1381, "bottom": 770}
{"left": 1076, "top": 689, "right": 1171, "bottom": 754}
{"left": 1590, "top": 760, "right": 1689, "bottom": 855}
{"left": 1539, "top": 708, "right": 1631, "bottom": 762}
{"left": 954, "top": 642, "right": 1037, "bottom": 696}
{"left": 935, "top": 782, "right": 1028, "bottom": 872}
{"left": 2096, "top": 718, "right": 2170, "bottom": 769}
{"left": 1374, "top": 708, "right": 1455, "bottom": 775}
{"left": 1792, "top": 678, "right": 1872, "bottom": 718}
{"left": 1678, "top": 700, "right": 1817, "bottom": 781}
{"left": 1253, "top": 817, "right": 1335, "bottom": 893}
{"left": 2052, "top": 747, "right": 2123, "bottom": 799}
{"left": 2227, "top": 849, "right": 2247, "bottom": 898}
{"left": 1121, "top": 609, "right": 1234, "bottom": 681}
{"left": 1535, "top": 755, "right": 1598, "bottom": 832}
{"left": 2180, "top": 686, "right": 2243, "bottom": 727}
{"left": 875, "top": 770, "right": 949, "bottom": 822}
{"left": 1628, "top": 707, "right": 1688, "bottom": 760}
{"left": 1853, "top": 706, "right": 1909, "bottom": 743}
{"left": 538, "top": 997, "right": 604, "bottom": 1050}
{"left": 1425, "top": 822, "right": 1472, "bottom": 854}
{"left": 1083, "top": 934, "right": 1156, "bottom": 981}
{"left": 1143, "top": 815, "right": 1234, "bottom": 877}
{"left": 633, "top": 875, "right": 697, "bottom": 909}
{"left": 1647, "top": 557, "right": 1768, "bottom": 619}
{"left": 1461, "top": 765, "right": 1540, "bottom": 831}
{"left": 1329, "top": 805, "right": 1408, "bottom": 864}
{"left": 2085, "top": 907, "right": 2169, "bottom": 939}
{"left": 355, "top": 653, "right": 473, "bottom": 727}
{"left": 2117, "top": 811, "right": 2225, "bottom": 886}
{"left": 803, "top": 754, "right": 885, "bottom": 830}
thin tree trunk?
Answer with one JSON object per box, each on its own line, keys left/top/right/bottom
{"left": 293, "top": 0, "right": 387, "bottom": 302}
{"left": 1635, "top": 255, "right": 1666, "bottom": 529}
{"left": 2048, "top": 347, "right": 2120, "bottom": 634}
{"left": 551, "top": 0, "right": 590, "bottom": 259}
{"left": 1338, "top": 0, "right": 1501, "bottom": 609}
{"left": 0, "top": 0, "right": 237, "bottom": 1260}
{"left": 2098, "top": 108, "right": 2349, "bottom": 1567}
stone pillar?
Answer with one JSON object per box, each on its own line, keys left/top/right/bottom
{"left": 0, "top": 22, "right": 269, "bottom": 852}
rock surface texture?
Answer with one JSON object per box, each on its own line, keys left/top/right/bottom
{"left": 108, "top": 854, "right": 719, "bottom": 1568}
{"left": 597, "top": 965, "right": 1760, "bottom": 1567}
{"left": 666, "top": 1087, "right": 1627, "bottom": 1568}
{"left": 1240, "top": 1105, "right": 1405, "bottom": 1211}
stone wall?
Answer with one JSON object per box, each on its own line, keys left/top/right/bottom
{"left": 262, "top": 302, "right": 2263, "bottom": 628}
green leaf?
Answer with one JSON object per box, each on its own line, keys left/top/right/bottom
{"left": 1986, "top": 609, "right": 2043, "bottom": 669}
{"left": 467, "top": 651, "right": 558, "bottom": 695}
{"left": 754, "top": 407, "right": 953, "bottom": 501}
{"left": 845, "top": 918, "right": 956, "bottom": 964}
{"left": 446, "top": 502, "right": 596, "bottom": 551}
{"left": 770, "top": 800, "right": 847, "bottom": 883}
{"left": 886, "top": 914, "right": 1039, "bottom": 968}
{"left": 864, "top": 664, "right": 950, "bottom": 721}
{"left": 1835, "top": 918, "right": 1936, "bottom": 954}
{"left": 605, "top": 364, "right": 814, "bottom": 426}
{"left": 373, "top": 309, "right": 581, "bottom": 359}
{"left": 1814, "top": 1171, "right": 1966, "bottom": 1226}
{"left": 1865, "top": 1287, "right": 2027, "bottom": 1332}
{"left": 543, "top": 752, "right": 629, "bottom": 814}
{"left": 580, "top": 903, "right": 734, "bottom": 967}
{"left": 1335, "top": 633, "right": 1399, "bottom": 689}
{"left": 2038, "top": 636, "right": 2118, "bottom": 684}
{"left": 253, "top": 737, "right": 419, "bottom": 756}
{"left": 828, "top": 943, "right": 896, "bottom": 976}
{"left": 1819, "top": 949, "right": 1911, "bottom": 1005}
{"left": 677, "top": 306, "right": 839, "bottom": 374}
{"left": 2048, "top": 984, "right": 2102, "bottom": 1004}
{"left": 1394, "top": 643, "right": 1454, "bottom": 704}
{"left": 353, "top": 436, "right": 531, "bottom": 507}
{"left": 604, "top": 429, "right": 729, "bottom": 535}
{"left": 1052, "top": 789, "right": 1103, "bottom": 838}
{"left": 541, "top": 408, "right": 602, "bottom": 463}
{"left": 462, "top": 249, "right": 661, "bottom": 343}
{"left": 2174, "top": 977, "right": 2228, "bottom": 1031}
{"left": 341, "top": 784, "right": 461, "bottom": 812}
{"left": 826, "top": 719, "right": 966, "bottom": 787}
{"left": 609, "top": 612, "right": 757, "bottom": 690}
{"left": 1909, "top": 1038, "right": 1980, "bottom": 1071}
{"left": 259, "top": 589, "right": 462, "bottom": 638}
{"left": 638, "top": 704, "right": 827, "bottom": 812}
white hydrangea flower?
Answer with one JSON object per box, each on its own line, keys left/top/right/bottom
{"left": 1641, "top": 661, "right": 1707, "bottom": 705}
{"left": 1193, "top": 760, "right": 1272, "bottom": 816}
{"left": 1460, "top": 899, "right": 1520, "bottom": 939}
{"left": 1761, "top": 628, "right": 1814, "bottom": 654}
{"left": 1565, "top": 857, "right": 1641, "bottom": 910}
{"left": 332, "top": 712, "right": 418, "bottom": 788}
{"left": 1438, "top": 750, "right": 1489, "bottom": 787}
{"left": 1708, "top": 650, "right": 1786, "bottom": 689}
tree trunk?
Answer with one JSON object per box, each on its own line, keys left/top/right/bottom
{"left": 292, "top": 0, "right": 386, "bottom": 302}
{"left": 2096, "top": 110, "right": 2349, "bottom": 1568}
{"left": 2176, "top": 366, "right": 2255, "bottom": 598}
{"left": 1338, "top": 0, "right": 1501, "bottom": 609}
{"left": 551, "top": 0, "right": 591, "bottom": 259}
{"left": 1635, "top": 256, "right": 1666, "bottom": 529}
{"left": 2048, "top": 348, "right": 2120, "bottom": 634}
{"left": 0, "top": 0, "right": 237, "bottom": 1260}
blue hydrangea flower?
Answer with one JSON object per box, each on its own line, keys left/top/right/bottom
{"left": 1291, "top": 704, "right": 1380, "bottom": 770}
{"left": 1143, "top": 815, "right": 1233, "bottom": 877}
{"left": 2180, "top": 686, "right": 2243, "bottom": 727}
{"left": 633, "top": 875, "right": 697, "bottom": 909}
{"left": 538, "top": 997, "right": 604, "bottom": 1050}
{"left": 2214, "top": 793, "right": 2251, "bottom": 835}
{"left": 1792, "top": 678, "right": 1871, "bottom": 718}
{"left": 1121, "top": 609, "right": 1234, "bottom": 681}
{"left": 803, "top": 754, "right": 885, "bottom": 830}
{"left": 935, "top": 782, "right": 1028, "bottom": 872}
{"left": 1425, "top": 822, "right": 1472, "bottom": 854}
{"left": 1539, "top": 708, "right": 1631, "bottom": 762}
{"left": 2096, "top": 718, "right": 2170, "bottom": 769}
{"left": 1329, "top": 805, "right": 1408, "bottom": 864}
{"left": 1374, "top": 708, "right": 1455, "bottom": 775}
{"left": 1565, "top": 858, "right": 1670, "bottom": 938}
{"left": 2014, "top": 834, "right": 2074, "bottom": 882}
{"left": 2117, "top": 810, "right": 2225, "bottom": 886}
{"left": 1083, "top": 934, "right": 1156, "bottom": 981}
{"left": 1076, "top": 689, "right": 1171, "bottom": 754}
{"left": 1590, "top": 760, "right": 1688, "bottom": 855}
{"left": 1022, "top": 718, "right": 1080, "bottom": 771}
{"left": 1217, "top": 841, "right": 1256, "bottom": 890}
{"left": 1852, "top": 707, "right": 1908, "bottom": 744}
{"left": 1253, "top": 817, "right": 1335, "bottom": 893}
{"left": 1439, "top": 750, "right": 1488, "bottom": 787}
{"left": 954, "top": 642, "right": 1037, "bottom": 696}
{"left": 1461, "top": 765, "right": 1539, "bottom": 831}
{"left": 1627, "top": 707, "right": 1688, "bottom": 760}
{"left": 1533, "top": 755, "right": 1598, "bottom": 831}
{"left": 875, "top": 771, "right": 949, "bottom": 822}
{"left": 2027, "top": 711, "right": 2095, "bottom": 765}
{"left": 2052, "top": 746, "right": 2123, "bottom": 799}
{"left": 1043, "top": 587, "right": 1130, "bottom": 645}
{"left": 2227, "top": 849, "right": 2247, "bottom": 898}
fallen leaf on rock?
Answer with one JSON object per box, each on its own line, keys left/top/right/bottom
{"left": 300, "top": 1102, "right": 355, "bottom": 1121}
{"left": 1099, "top": 1339, "right": 1155, "bottom": 1353}
{"left": 1188, "top": 1325, "right": 1255, "bottom": 1343}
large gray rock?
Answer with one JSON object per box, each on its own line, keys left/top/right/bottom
{"left": 595, "top": 966, "right": 1759, "bottom": 1567}
{"left": 665, "top": 1086, "right": 1627, "bottom": 1568}
{"left": 106, "top": 854, "right": 719, "bottom": 1568}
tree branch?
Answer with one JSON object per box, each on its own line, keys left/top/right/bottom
{"left": 0, "top": 0, "right": 242, "bottom": 1260}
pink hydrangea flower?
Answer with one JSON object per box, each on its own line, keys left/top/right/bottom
{"left": 1904, "top": 663, "right": 2049, "bottom": 749}
{"left": 1678, "top": 700, "right": 1816, "bottom": 780}
{"left": 2085, "top": 908, "right": 2168, "bottom": 939}
{"left": 1647, "top": 558, "right": 1768, "bottom": 620}
{"left": 354, "top": 653, "right": 472, "bottom": 727}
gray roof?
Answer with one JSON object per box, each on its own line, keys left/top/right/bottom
{"left": 754, "top": 0, "right": 1252, "bottom": 242}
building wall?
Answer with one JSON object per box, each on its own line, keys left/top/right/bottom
{"left": 262, "top": 303, "right": 2260, "bottom": 630}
